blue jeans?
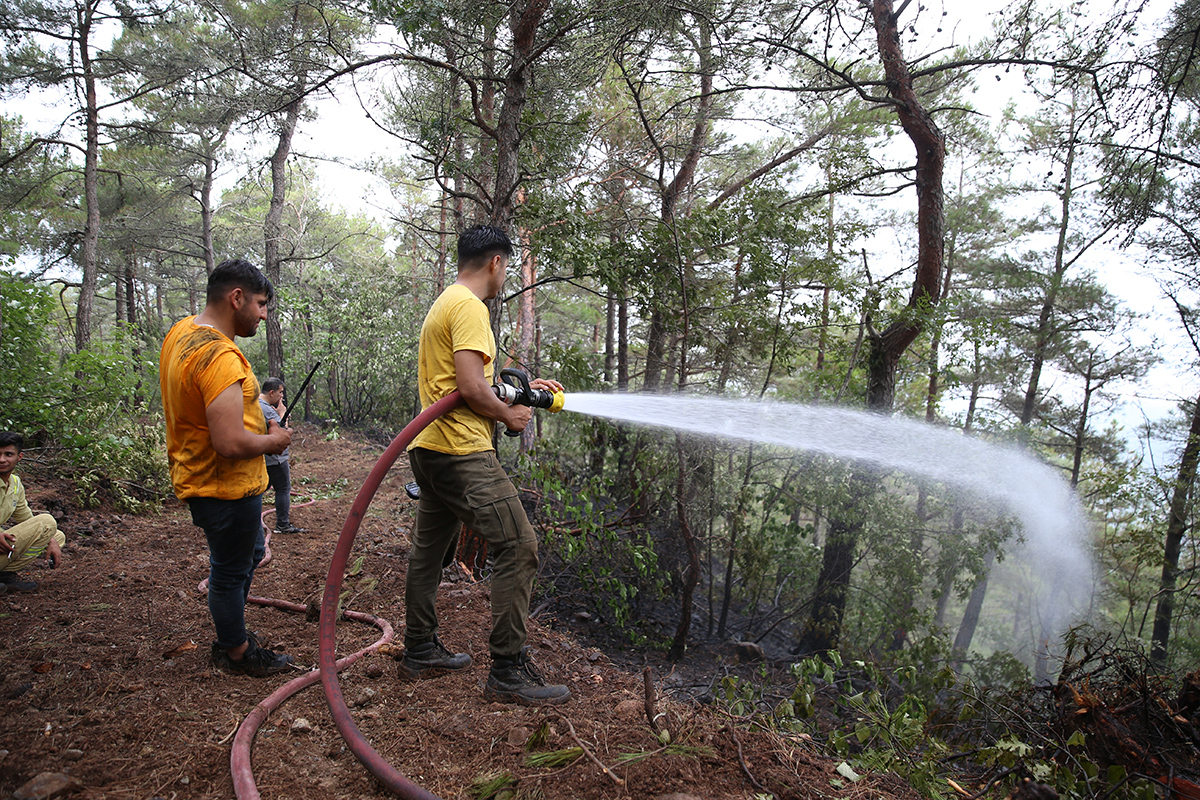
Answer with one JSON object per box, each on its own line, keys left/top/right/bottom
{"left": 266, "top": 461, "right": 292, "bottom": 527}
{"left": 187, "top": 494, "right": 265, "bottom": 650}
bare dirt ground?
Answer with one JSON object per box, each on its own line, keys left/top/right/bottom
{"left": 0, "top": 426, "right": 927, "bottom": 800}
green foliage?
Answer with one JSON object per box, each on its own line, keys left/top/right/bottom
{"left": 1, "top": 270, "right": 169, "bottom": 511}
{"left": 523, "top": 748, "right": 581, "bottom": 768}
{"left": 0, "top": 270, "right": 61, "bottom": 434}
{"left": 296, "top": 475, "right": 349, "bottom": 502}
{"left": 66, "top": 406, "right": 170, "bottom": 512}
{"left": 468, "top": 771, "right": 518, "bottom": 800}
{"left": 613, "top": 743, "right": 715, "bottom": 765}
{"left": 519, "top": 438, "right": 668, "bottom": 645}
{"left": 703, "top": 647, "right": 1170, "bottom": 800}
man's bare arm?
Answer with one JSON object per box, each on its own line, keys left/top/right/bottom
{"left": 454, "top": 350, "right": 532, "bottom": 432}
{"left": 207, "top": 382, "right": 292, "bottom": 459}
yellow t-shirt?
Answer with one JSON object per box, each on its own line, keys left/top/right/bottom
{"left": 409, "top": 284, "right": 496, "bottom": 454}
{"left": 160, "top": 316, "right": 268, "bottom": 500}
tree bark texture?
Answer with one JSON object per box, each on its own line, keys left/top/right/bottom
{"left": 644, "top": 17, "right": 713, "bottom": 392}
{"left": 799, "top": 0, "right": 946, "bottom": 655}
{"left": 1022, "top": 99, "right": 1078, "bottom": 427}
{"left": 952, "top": 549, "right": 997, "bottom": 671}
{"left": 264, "top": 98, "right": 302, "bottom": 381}
{"left": 490, "top": 0, "right": 549, "bottom": 228}
{"left": 668, "top": 436, "right": 702, "bottom": 662}
{"left": 864, "top": 0, "right": 945, "bottom": 409}
{"left": 201, "top": 139, "right": 218, "bottom": 275}
{"left": 75, "top": 0, "right": 101, "bottom": 354}
{"left": 1150, "top": 393, "right": 1200, "bottom": 666}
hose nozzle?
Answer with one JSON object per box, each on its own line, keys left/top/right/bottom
{"left": 493, "top": 368, "right": 565, "bottom": 435}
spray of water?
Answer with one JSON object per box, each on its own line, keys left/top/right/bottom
{"left": 563, "top": 393, "right": 1096, "bottom": 644}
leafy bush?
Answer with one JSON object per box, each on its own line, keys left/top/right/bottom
{"left": 67, "top": 408, "right": 171, "bottom": 512}
{"left": 518, "top": 445, "right": 668, "bottom": 644}
{"left": 1, "top": 268, "right": 170, "bottom": 512}
{"left": 708, "top": 642, "right": 1168, "bottom": 800}
{"left": 0, "top": 270, "right": 63, "bottom": 434}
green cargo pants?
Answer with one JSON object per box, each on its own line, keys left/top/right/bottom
{"left": 406, "top": 447, "right": 539, "bottom": 660}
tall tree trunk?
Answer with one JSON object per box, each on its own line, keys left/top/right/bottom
{"left": 604, "top": 291, "right": 616, "bottom": 386}
{"left": 717, "top": 447, "right": 755, "bottom": 640}
{"left": 717, "top": 253, "right": 745, "bottom": 393}
{"left": 115, "top": 261, "right": 126, "bottom": 326}
{"left": 799, "top": 0, "right": 945, "bottom": 655}
{"left": 75, "top": 0, "right": 100, "bottom": 354}
{"left": 516, "top": 215, "right": 537, "bottom": 451}
{"left": 200, "top": 136, "right": 220, "bottom": 275}
{"left": 945, "top": 343, "right": 989, "bottom": 661}
{"left": 1150, "top": 393, "right": 1200, "bottom": 666}
{"left": 123, "top": 257, "right": 142, "bottom": 400}
{"left": 668, "top": 435, "right": 702, "bottom": 662}
{"left": 952, "top": 549, "right": 996, "bottom": 671}
{"left": 264, "top": 98, "right": 302, "bottom": 381}
{"left": 890, "top": 226, "right": 959, "bottom": 651}
{"left": 617, "top": 282, "right": 629, "bottom": 391}
{"left": 1070, "top": 360, "right": 1095, "bottom": 489}
{"left": 490, "top": 0, "right": 548, "bottom": 227}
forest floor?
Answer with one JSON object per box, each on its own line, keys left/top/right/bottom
{"left": 0, "top": 425, "right": 929, "bottom": 800}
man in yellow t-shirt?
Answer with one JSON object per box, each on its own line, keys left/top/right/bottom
{"left": 401, "top": 225, "right": 570, "bottom": 706}
{"left": 160, "top": 258, "right": 294, "bottom": 677}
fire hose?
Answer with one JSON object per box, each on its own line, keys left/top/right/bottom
{"left": 316, "top": 391, "right": 464, "bottom": 800}
{"left": 231, "top": 370, "right": 563, "bottom": 800}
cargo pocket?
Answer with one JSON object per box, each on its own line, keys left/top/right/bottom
{"left": 464, "top": 476, "right": 523, "bottom": 545}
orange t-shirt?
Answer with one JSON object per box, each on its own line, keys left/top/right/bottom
{"left": 160, "top": 316, "right": 268, "bottom": 500}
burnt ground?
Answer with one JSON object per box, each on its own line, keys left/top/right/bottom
{"left": 0, "top": 426, "right": 930, "bottom": 800}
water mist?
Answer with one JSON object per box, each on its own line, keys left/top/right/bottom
{"left": 563, "top": 393, "right": 1096, "bottom": 663}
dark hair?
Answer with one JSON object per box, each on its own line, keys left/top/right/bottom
{"left": 0, "top": 431, "right": 25, "bottom": 451}
{"left": 457, "top": 225, "right": 514, "bottom": 270}
{"left": 207, "top": 259, "right": 274, "bottom": 304}
{"left": 262, "top": 377, "right": 284, "bottom": 393}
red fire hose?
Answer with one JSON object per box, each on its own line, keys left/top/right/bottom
{"left": 317, "top": 391, "right": 464, "bottom": 800}
{"left": 231, "top": 600, "right": 395, "bottom": 800}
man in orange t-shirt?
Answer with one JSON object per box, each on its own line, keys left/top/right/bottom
{"left": 160, "top": 259, "right": 294, "bottom": 677}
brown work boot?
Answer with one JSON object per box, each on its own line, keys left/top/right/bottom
{"left": 484, "top": 652, "right": 571, "bottom": 706}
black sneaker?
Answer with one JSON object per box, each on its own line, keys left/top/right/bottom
{"left": 274, "top": 523, "right": 306, "bottom": 534}
{"left": 396, "top": 637, "right": 472, "bottom": 680}
{"left": 0, "top": 572, "right": 37, "bottom": 592}
{"left": 212, "top": 632, "right": 294, "bottom": 677}
{"left": 484, "top": 653, "right": 571, "bottom": 706}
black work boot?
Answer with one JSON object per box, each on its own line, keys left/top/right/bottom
{"left": 0, "top": 572, "right": 37, "bottom": 592}
{"left": 396, "top": 637, "right": 472, "bottom": 680}
{"left": 485, "top": 652, "right": 571, "bottom": 706}
{"left": 211, "top": 631, "right": 294, "bottom": 677}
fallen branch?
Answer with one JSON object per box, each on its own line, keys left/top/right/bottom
{"left": 557, "top": 715, "right": 624, "bottom": 787}
{"left": 729, "top": 725, "right": 773, "bottom": 799}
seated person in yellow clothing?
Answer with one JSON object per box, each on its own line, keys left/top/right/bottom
{"left": 0, "top": 431, "right": 65, "bottom": 593}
